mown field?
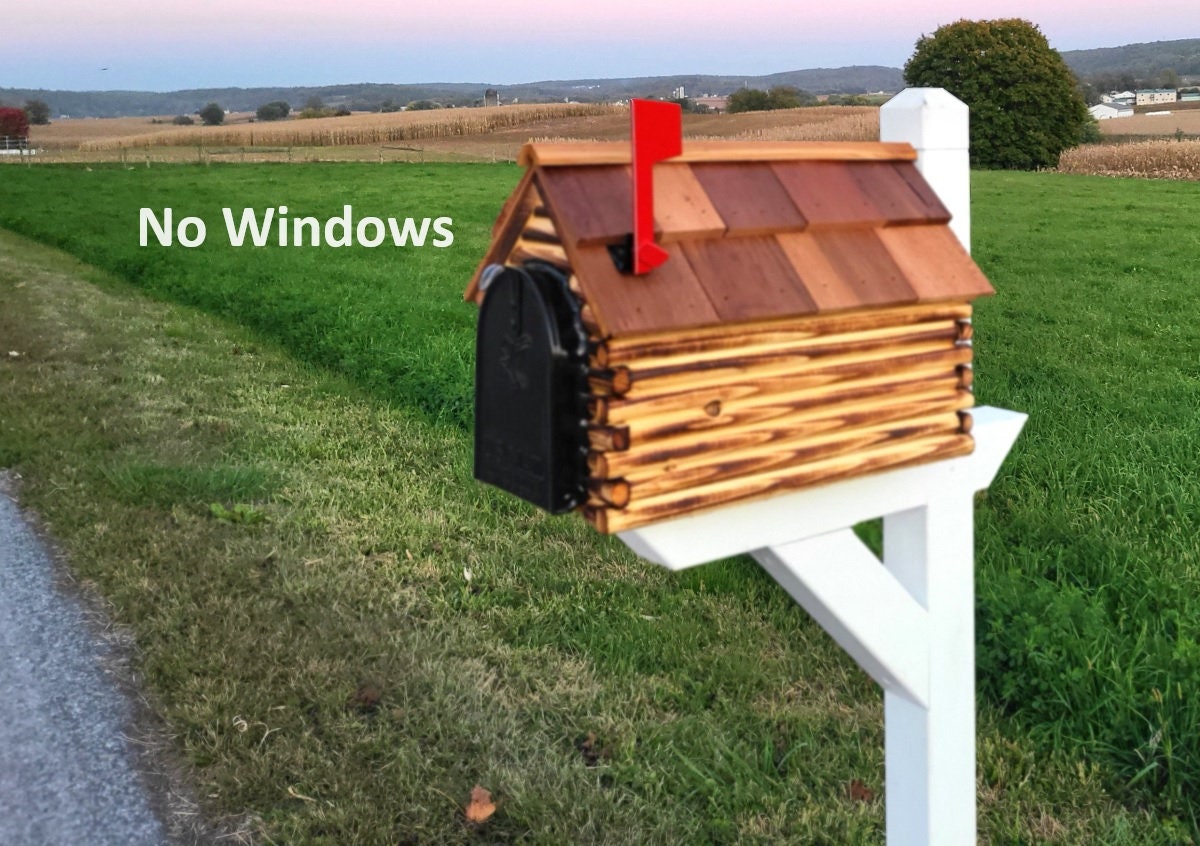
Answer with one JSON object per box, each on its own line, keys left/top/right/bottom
{"left": 1, "top": 163, "right": 1199, "bottom": 843}
{"left": 1098, "top": 108, "right": 1200, "bottom": 138}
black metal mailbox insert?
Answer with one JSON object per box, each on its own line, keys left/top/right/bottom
{"left": 474, "top": 262, "right": 589, "bottom": 513}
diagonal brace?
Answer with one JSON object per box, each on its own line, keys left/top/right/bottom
{"left": 753, "top": 529, "right": 930, "bottom": 707}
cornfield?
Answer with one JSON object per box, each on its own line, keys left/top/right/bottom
{"left": 703, "top": 110, "right": 878, "bottom": 142}
{"left": 1057, "top": 140, "right": 1200, "bottom": 180}
{"left": 19, "top": 104, "right": 882, "bottom": 164}
{"left": 77, "top": 103, "right": 623, "bottom": 151}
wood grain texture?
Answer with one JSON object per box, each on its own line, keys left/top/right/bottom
{"left": 605, "top": 324, "right": 957, "bottom": 384}
{"left": 849, "top": 162, "right": 951, "bottom": 225}
{"left": 601, "top": 302, "right": 972, "bottom": 357}
{"left": 587, "top": 478, "right": 631, "bottom": 508}
{"left": 957, "top": 364, "right": 974, "bottom": 391}
{"left": 618, "top": 374, "right": 967, "bottom": 443}
{"left": 521, "top": 141, "right": 918, "bottom": 167}
{"left": 508, "top": 238, "right": 571, "bottom": 270}
{"left": 537, "top": 165, "right": 633, "bottom": 246}
{"left": 620, "top": 409, "right": 968, "bottom": 499}
{"left": 653, "top": 164, "right": 727, "bottom": 242}
{"left": 520, "top": 212, "right": 560, "bottom": 243}
{"left": 689, "top": 162, "right": 807, "bottom": 237}
{"left": 771, "top": 161, "right": 884, "bottom": 227}
{"left": 613, "top": 339, "right": 970, "bottom": 399}
{"left": 588, "top": 425, "right": 631, "bottom": 452}
{"left": 624, "top": 333, "right": 960, "bottom": 388}
{"left": 567, "top": 243, "right": 722, "bottom": 338}
{"left": 892, "top": 161, "right": 952, "bottom": 223}
{"left": 877, "top": 225, "right": 996, "bottom": 300}
{"left": 779, "top": 229, "right": 918, "bottom": 312}
{"left": 592, "top": 363, "right": 964, "bottom": 428}
{"left": 489, "top": 169, "right": 536, "bottom": 240}
{"left": 595, "top": 390, "right": 973, "bottom": 477}
{"left": 465, "top": 172, "right": 537, "bottom": 302}
{"left": 595, "top": 319, "right": 958, "bottom": 371}
{"left": 586, "top": 432, "right": 974, "bottom": 533}
{"left": 773, "top": 231, "right": 858, "bottom": 312}
{"left": 680, "top": 236, "right": 818, "bottom": 322}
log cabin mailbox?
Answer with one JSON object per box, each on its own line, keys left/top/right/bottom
{"left": 467, "top": 120, "right": 994, "bottom": 531}
{"left": 468, "top": 94, "right": 1026, "bottom": 843}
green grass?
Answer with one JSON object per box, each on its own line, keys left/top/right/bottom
{"left": 970, "top": 172, "right": 1200, "bottom": 820}
{"left": 1, "top": 162, "right": 1198, "bottom": 842}
{"left": 0, "top": 162, "right": 517, "bottom": 428}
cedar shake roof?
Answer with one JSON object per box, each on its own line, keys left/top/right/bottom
{"left": 467, "top": 141, "right": 994, "bottom": 338}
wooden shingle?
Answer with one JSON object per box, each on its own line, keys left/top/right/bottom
{"left": 688, "top": 162, "right": 808, "bottom": 237}
{"left": 680, "top": 236, "right": 817, "bottom": 323}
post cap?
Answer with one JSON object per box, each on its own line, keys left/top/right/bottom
{"left": 880, "top": 88, "right": 969, "bottom": 151}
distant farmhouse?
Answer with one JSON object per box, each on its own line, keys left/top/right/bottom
{"left": 1094, "top": 88, "right": 1191, "bottom": 120}
{"left": 1089, "top": 102, "right": 1134, "bottom": 120}
{"left": 693, "top": 95, "right": 728, "bottom": 113}
{"left": 1135, "top": 89, "right": 1177, "bottom": 106}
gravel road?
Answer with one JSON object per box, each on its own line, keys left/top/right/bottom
{"left": 0, "top": 476, "right": 169, "bottom": 845}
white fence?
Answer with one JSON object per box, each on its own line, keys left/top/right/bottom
{"left": 1, "top": 136, "right": 32, "bottom": 155}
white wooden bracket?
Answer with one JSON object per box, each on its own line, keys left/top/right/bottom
{"left": 618, "top": 406, "right": 1026, "bottom": 844}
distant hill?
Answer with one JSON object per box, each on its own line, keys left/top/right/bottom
{"left": 8, "top": 38, "right": 1200, "bottom": 120}
{"left": 0, "top": 67, "right": 904, "bottom": 119}
{"left": 1061, "top": 38, "right": 1200, "bottom": 81}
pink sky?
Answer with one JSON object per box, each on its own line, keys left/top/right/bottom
{"left": 6, "top": 1, "right": 1199, "bottom": 90}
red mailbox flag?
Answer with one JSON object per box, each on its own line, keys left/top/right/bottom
{"left": 631, "top": 98, "right": 682, "bottom": 275}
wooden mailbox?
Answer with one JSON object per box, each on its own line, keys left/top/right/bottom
{"left": 467, "top": 139, "right": 995, "bottom": 533}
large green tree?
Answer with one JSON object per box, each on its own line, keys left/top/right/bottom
{"left": 726, "top": 86, "right": 817, "bottom": 114}
{"left": 199, "top": 102, "right": 225, "bottom": 126}
{"left": 903, "top": 18, "right": 1091, "bottom": 170}
{"left": 256, "top": 100, "right": 291, "bottom": 121}
{"left": 23, "top": 99, "right": 51, "bottom": 125}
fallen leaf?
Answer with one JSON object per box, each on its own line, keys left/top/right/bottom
{"left": 347, "top": 682, "right": 382, "bottom": 714}
{"left": 576, "top": 731, "right": 611, "bottom": 766}
{"left": 848, "top": 778, "right": 875, "bottom": 803}
{"left": 464, "top": 784, "right": 496, "bottom": 824}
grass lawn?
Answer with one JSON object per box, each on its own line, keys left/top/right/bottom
{"left": 1, "top": 162, "right": 1198, "bottom": 843}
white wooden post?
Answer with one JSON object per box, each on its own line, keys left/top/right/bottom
{"left": 881, "top": 88, "right": 971, "bottom": 253}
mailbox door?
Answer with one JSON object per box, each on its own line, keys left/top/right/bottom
{"left": 474, "top": 263, "right": 588, "bottom": 513}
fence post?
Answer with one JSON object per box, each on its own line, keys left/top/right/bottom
{"left": 881, "top": 88, "right": 971, "bottom": 253}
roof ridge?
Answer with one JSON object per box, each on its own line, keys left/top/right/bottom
{"left": 519, "top": 140, "right": 917, "bottom": 168}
